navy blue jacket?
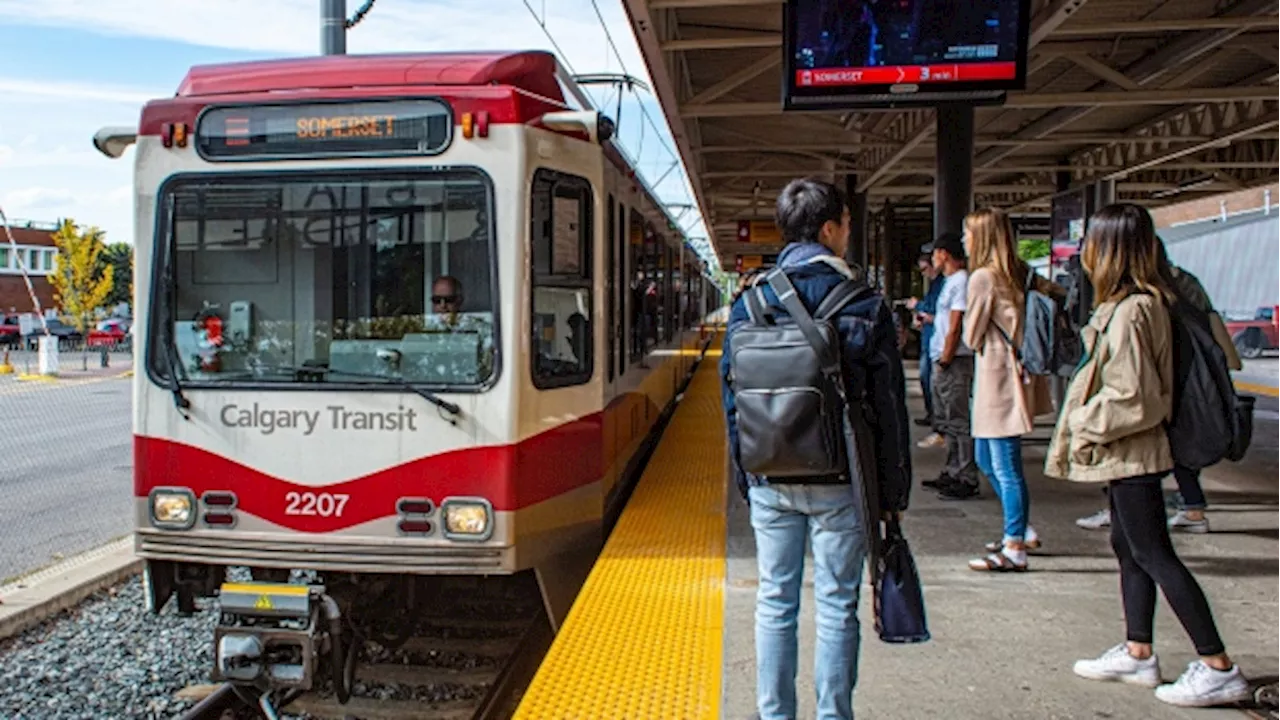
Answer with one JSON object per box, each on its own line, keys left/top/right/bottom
{"left": 917, "top": 273, "right": 944, "bottom": 356}
{"left": 720, "top": 243, "right": 912, "bottom": 513}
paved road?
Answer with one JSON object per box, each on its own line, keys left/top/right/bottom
{"left": 0, "top": 375, "right": 132, "bottom": 583}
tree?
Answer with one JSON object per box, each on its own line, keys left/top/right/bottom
{"left": 49, "top": 220, "right": 114, "bottom": 334}
{"left": 100, "top": 242, "right": 133, "bottom": 309}
{"left": 1017, "top": 237, "right": 1051, "bottom": 261}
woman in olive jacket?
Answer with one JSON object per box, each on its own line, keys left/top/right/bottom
{"left": 1047, "top": 203, "right": 1250, "bottom": 709}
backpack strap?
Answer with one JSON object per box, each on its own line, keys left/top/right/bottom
{"left": 766, "top": 270, "right": 842, "bottom": 382}
{"left": 815, "top": 278, "right": 873, "bottom": 320}
{"left": 744, "top": 284, "right": 775, "bottom": 325}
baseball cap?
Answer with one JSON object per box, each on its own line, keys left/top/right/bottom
{"left": 924, "top": 231, "right": 965, "bottom": 259}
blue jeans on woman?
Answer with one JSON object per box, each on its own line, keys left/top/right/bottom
{"left": 749, "top": 483, "right": 867, "bottom": 720}
{"left": 974, "top": 437, "right": 1029, "bottom": 543}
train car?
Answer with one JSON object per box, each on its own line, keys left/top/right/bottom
{"left": 93, "top": 50, "right": 722, "bottom": 708}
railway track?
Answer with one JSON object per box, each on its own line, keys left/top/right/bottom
{"left": 179, "top": 579, "right": 552, "bottom": 720}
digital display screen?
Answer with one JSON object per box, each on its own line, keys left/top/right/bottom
{"left": 198, "top": 99, "right": 452, "bottom": 160}
{"left": 784, "top": 0, "right": 1029, "bottom": 107}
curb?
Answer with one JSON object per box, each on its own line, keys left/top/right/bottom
{"left": 0, "top": 537, "right": 141, "bottom": 642}
{"left": 1235, "top": 380, "right": 1279, "bottom": 398}
{"left": 15, "top": 373, "right": 58, "bottom": 382}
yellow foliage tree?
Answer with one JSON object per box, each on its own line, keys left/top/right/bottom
{"left": 49, "top": 220, "right": 115, "bottom": 334}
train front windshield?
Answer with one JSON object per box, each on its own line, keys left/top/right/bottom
{"left": 147, "top": 170, "right": 498, "bottom": 389}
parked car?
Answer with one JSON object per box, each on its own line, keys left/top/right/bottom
{"left": 23, "top": 318, "right": 83, "bottom": 350}
{"left": 87, "top": 318, "right": 131, "bottom": 348}
{"left": 1226, "top": 305, "right": 1279, "bottom": 359}
{"left": 0, "top": 315, "right": 20, "bottom": 348}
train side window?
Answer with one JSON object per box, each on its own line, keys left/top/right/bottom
{"left": 605, "top": 194, "right": 615, "bottom": 383}
{"left": 530, "top": 169, "right": 594, "bottom": 389}
{"left": 615, "top": 200, "right": 627, "bottom": 379}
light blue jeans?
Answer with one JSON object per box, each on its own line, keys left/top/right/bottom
{"left": 749, "top": 484, "right": 867, "bottom": 720}
{"left": 974, "top": 437, "right": 1029, "bottom": 543}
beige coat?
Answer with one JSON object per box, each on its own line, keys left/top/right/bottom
{"left": 1045, "top": 293, "right": 1175, "bottom": 483}
{"left": 962, "top": 268, "right": 1053, "bottom": 438}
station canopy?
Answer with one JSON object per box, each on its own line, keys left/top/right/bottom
{"left": 621, "top": 0, "right": 1279, "bottom": 269}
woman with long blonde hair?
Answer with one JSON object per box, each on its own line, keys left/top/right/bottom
{"left": 960, "top": 207, "right": 1053, "bottom": 572}
{"left": 1047, "top": 203, "right": 1249, "bottom": 707}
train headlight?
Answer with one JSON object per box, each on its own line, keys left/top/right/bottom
{"left": 442, "top": 499, "right": 492, "bottom": 540}
{"left": 150, "top": 488, "right": 195, "bottom": 529}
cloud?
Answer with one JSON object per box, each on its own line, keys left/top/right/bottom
{"left": 0, "top": 77, "right": 160, "bottom": 106}
{"left": 0, "top": 1, "right": 651, "bottom": 83}
{"left": 4, "top": 187, "right": 77, "bottom": 211}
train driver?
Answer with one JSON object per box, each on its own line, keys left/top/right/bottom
{"left": 431, "top": 276, "right": 465, "bottom": 326}
{"left": 424, "top": 275, "right": 495, "bottom": 381}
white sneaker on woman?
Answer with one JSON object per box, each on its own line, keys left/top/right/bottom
{"left": 1073, "top": 644, "right": 1161, "bottom": 687}
{"left": 1155, "top": 660, "right": 1251, "bottom": 707}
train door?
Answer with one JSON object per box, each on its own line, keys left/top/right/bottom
{"left": 600, "top": 166, "right": 622, "bottom": 504}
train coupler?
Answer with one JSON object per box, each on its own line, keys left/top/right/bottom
{"left": 212, "top": 581, "right": 325, "bottom": 691}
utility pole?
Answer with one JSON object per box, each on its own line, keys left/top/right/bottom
{"left": 322, "top": 0, "right": 346, "bottom": 55}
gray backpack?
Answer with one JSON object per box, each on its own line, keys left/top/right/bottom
{"left": 728, "top": 269, "right": 871, "bottom": 479}
{"left": 996, "top": 271, "right": 1082, "bottom": 377}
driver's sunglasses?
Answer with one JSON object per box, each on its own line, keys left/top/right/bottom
{"left": 432, "top": 295, "right": 459, "bottom": 305}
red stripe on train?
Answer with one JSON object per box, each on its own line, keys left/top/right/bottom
{"left": 134, "top": 413, "right": 603, "bottom": 533}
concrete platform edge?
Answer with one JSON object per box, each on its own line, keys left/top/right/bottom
{"left": 0, "top": 538, "right": 140, "bottom": 642}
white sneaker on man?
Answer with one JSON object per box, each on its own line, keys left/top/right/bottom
{"left": 916, "top": 432, "right": 945, "bottom": 449}
{"left": 1073, "top": 644, "right": 1162, "bottom": 687}
{"left": 1155, "top": 660, "right": 1251, "bottom": 707}
{"left": 1076, "top": 508, "right": 1111, "bottom": 530}
{"left": 1169, "top": 510, "right": 1210, "bottom": 534}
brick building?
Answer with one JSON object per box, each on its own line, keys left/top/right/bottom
{"left": 0, "top": 220, "right": 58, "bottom": 314}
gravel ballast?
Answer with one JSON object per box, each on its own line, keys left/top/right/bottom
{"left": 0, "top": 576, "right": 218, "bottom": 720}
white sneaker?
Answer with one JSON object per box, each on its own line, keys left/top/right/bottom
{"left": 1155, "top": 660, "right": 1251, "bottom": 707}
{"left": 1076, "top": 508, "right": 1111, "bottom": 530}
{"left": 1169, "top": 511, "right": 1210, "bottom": 534}
{"left": 1073, "top": 644, "right": 1162, "bottom": 687}
{"left": 916, "top": 432, "right": 945, "bottom": 449}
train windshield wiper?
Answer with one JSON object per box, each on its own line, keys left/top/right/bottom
{"left": 320, "top": 367, "right": 462, "bottom": 418}
{"left": 226, "top": 363, "right": 462, "bottom": 420}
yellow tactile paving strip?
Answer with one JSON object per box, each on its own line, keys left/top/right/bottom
{"left": 514, "top": 347, "right": 727, "bottom": 720}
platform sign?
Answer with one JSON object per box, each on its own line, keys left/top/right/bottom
{"left": 737, "top": 255, "right": 763, "bottom": 272}
{"left": 737, "top": 220, "right": 781, "bottom": 245}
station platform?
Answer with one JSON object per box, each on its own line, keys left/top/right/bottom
{"left": 516, "top": 353, "right": 1279, "bottom": 719}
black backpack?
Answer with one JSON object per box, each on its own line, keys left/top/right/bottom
{"left": 728, "top": 269, "right": 872, "bottom": 479}
{"left": 1167, "top": 298, "right": 1254, "bottom": 469}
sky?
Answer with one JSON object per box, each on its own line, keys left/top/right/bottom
{"left": 0, "top": 0, "right": 713, "bottom": 265}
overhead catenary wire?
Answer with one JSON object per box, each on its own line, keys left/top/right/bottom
{"left": 518, "top": 1, "right": 720, "bottom": 274}
{"left": 345, "top": 0, "right": 378, "bottom": 29}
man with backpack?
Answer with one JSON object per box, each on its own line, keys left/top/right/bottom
{"left": 720, "top": 178, "right": 911, "bottom": 720}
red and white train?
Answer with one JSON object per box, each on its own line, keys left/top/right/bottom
{"left": 94, "top": 50, "right": 721, "bottom": 696}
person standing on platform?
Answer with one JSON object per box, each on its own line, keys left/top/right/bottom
{"left": 959, "top": 208, "right": 1052, "bottom": 571}
{"left": 720, "top": 178, "right": 911, "bottom": 720}
{"left": 923, "top": 232, "right": 979, "bottom": 499}
{"left": 907, "top": 252, "right": 943, "bottom": 436}
{"left": 1073, "top": 240, "right": 1242, "bottom": 535}
{"left": 1048, "top": 204, "right": 1251, "bottom": 708}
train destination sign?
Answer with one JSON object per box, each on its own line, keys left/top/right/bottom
{"left": 198, "top": 99, "right": 452, "bottom": 160}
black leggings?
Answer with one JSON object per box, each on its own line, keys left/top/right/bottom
{"left": 1109, "top": 474, "right": 1226, "bottom": 656}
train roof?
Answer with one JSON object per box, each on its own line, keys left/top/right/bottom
{"left": 134, "top": 51, "right": 710, "bottom": 275}
{"left": 175, "top": 50, "right": 565, "bottom": 104}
